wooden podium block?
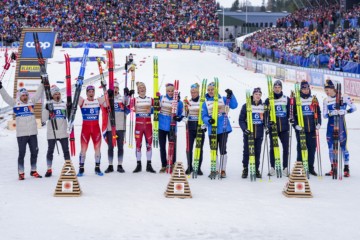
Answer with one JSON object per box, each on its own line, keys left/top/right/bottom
{"left": 54, "top": 160, "right": 82, "bottom": 197}
{"left": 164, "top": 162, "right": 192, "bottom": 199}
{"left": 283, "top": 161, "right": 313, "bottom": 198}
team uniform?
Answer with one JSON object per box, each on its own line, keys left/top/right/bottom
{"left": 0, "top": 85, "right": 44, "bottom": 179}
{"left": 158, "top": 94, "right": 183, "bottom": 172}
{"left": 239, "top": 96, "right": 264, "bottom": 178}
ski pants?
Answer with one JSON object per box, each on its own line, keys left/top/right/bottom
{"left": 242, "top": 135, "right": 263, "bottom": 170}
{"left": 187, "top": 129, "right": 205, "bottom": 170}
{"left": 17, "top": 135, "right": 39, "bottom": 174}
{"left": 208, "top": 132, "right": 228, "bottom": 155}
{"left": 295, "top": 130, "right": 316, "bottom": 169}
{"left": 106, "top": 130, "right": 125, "bottom": 165}
{"left": 135, "top": 118, "right": 153, "bottom": 161}
{"left": 269, "top": 130, "right": 289, "bottom": 169}
{"left": 46, "top": 138, "right": 70, "bottom": 168}
{"left": 80, "top": 122, "right": 102, "bottom": 165}
{"left": 326, "top": 122, "right": 349, "bottom": 164}
{"left": 159, "top": 129, "right": 176, "bottom": 167}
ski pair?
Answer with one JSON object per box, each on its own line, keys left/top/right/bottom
{"left": 64, "top": 54, "right": 75, "bottom": 156}
{"left": 246, "top": 90, "right": 256, "bottom": 181}
{"left": 153, "top": 57, "right": 160, "bottom": 148}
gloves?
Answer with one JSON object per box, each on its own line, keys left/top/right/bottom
{"left": 338, "top": 109, "right": 346, "bottom": 116}
{"left": 225, "top": 89, "right": 233, "bottom": 99}
{"left": 289, "top": 118, "right": 295, "bottom": 124}
{"left": 329, "top": 110, "right": 338, "bottom": 116}
{"left": 208, "top": 118, "right": 215, "bottom": 124}
{"left": 11, "top": 52, "right": 17, "bottom": 61}
{"left": 129, "top": 89, "right": 135, "bottom": 96}
{"left": 124, "top": 87, "right": 130, "bottom": 96}
{"left": 156, "top": 92, "right": 161, "bottom": 97}
{"left": 0, "top": 81, "right": 2, "bottom": 89}
{"left": 182, "top": 117, "right": 188, "bottom": 123}
{"left": 244, "top": 129, "right": 251, "bottom": 136}
{"left": 201, "top": 124, "right": 207, "bottom": 133}
{"left": 45, "top": 103, "right": 50, "bottom": 111}
{"left": 267, "top": 121, "right": 275, "bottom": 129}
{"left": 295, "top": 125, "right": 302, "bottom": 131}
{"left": 173, "top": 116, "right": 182, "bottom": 122}
{"left": 316, "top": 124, "right": 321, "bottom": 130}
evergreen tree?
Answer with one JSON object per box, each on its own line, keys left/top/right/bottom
{"left": 230, "top": 0, "right": 240, "bottom": 11}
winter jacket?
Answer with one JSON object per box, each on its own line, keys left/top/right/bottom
{"left": 159, "top": 94, "right": 183, "bottom": 132}
{"left": 264, "top": 91, "right": 290, "bottom": 132}
{"left": 0, "top": 84, "right": 44, "bottom": 137}
{"left": 239, "top": 98, "right": 265, "bottom": 139}
{"left": 202, "top": 93, "right": 238, "bottom": 135}
{"left": 42, "top": 99, "right": 68, "bottom": 139}
{"left": 293, "top": 94, "right": 322, "bottom": 133}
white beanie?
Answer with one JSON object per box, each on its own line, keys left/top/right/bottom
{"left": 50, "top": 85, "right": 60, "bottom": 96}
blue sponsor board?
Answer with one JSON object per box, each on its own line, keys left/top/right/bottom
{"left": 21, "top": 32, "right": 57, "bottom": 58}
{"left": 310, "top": 71, "right": 323, "bottom": 87}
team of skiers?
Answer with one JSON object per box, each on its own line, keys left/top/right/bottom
{"left": 0, "top": 70, "right": 357, "bottom": 180}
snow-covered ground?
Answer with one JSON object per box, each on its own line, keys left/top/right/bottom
{"left": 0, "top": 47, "right": 359, "bottom": 240}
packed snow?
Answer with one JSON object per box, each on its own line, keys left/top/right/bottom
{"left": 0, "top": 47, "right": 359, "bottom": 240}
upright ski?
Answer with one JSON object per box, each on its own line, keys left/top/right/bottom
{"left": 295, "top": 83, "right": 309, "bottom": 178}
{"left": 311, "top": 95, "right": 322, "bottom": 178}
{"left": 65, "top": 54, "right": 76, "bottom": 156}
{"left": 266, "top": 75, "right": 281, "bottom": 178}
{"left": 209, "top": 78, "right": 219, "bottom": 180}
{"left": 193, "top": 79, "right": 207, "bottom": 178}
{"left": 166, "top": 80, "right": 179, "bottom": 174}
{"left": 332, "top": 83, "right": 342, "bottom": 180}
{"left": 67, "top": 45, "right": 90, "bottom": 133}
{"left": 246, "top": 90, "right": 256, "bottom": 181}
{"left": 153, "top": 56, "right": 160, "bottom": 148}
{"left": 128, "top": 63, "right": 135, "bottom": 148}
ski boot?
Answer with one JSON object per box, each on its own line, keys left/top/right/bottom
{"left": 325, "top": 165, "right": 334, "bottom": 176}
{"left": 268, "top": 167, "right": 276, "bottom": 176}
{"left": 146, "top": 161, "right": 156, "bottom": 173}
{"left": 159, "top": 167, "right": 166, "bottom": 173}
{"left": 256, "top": 169, "right": 262, "bottom": 178}
{"left": 185, "top": 167, "right": 193, "bottom": 175}
{"left": 19, "top": 173, "right": 25, "bottom": 180}
{"left": 197, "top": 169, "right": 203, "bottom": 176}
{"left": 30, "top": 171, "right": 42, "bottom": 178}
{"left": 105, "top": 165, "right": 114, "bottom": 173}
{"left": 133, "top": 162, "right": 142, "bottom": 173}
{"left": 45, "top": 169, "right": 52, "bottom": 177}
{"left": 95, "top": 166, "right": 104, "bottom": 176}
{"left": 242, "top": 167, "right": 248, "bottom": 179}
{"left": 282, "top": 167, "right": 289, "bottom": 176}
{"left": 77, "top": 167, "right": 84, "bottom": 177}
{"left": 220, "top": 170, "right": 226, "bottom": 179}
{"left": 208, "top": 171, "right": 218, "bottom": 179}
{"left": 344, "top": 165, "right": 350, "bottom": 177}
{"left": 309, "top": 167, "right": 318, "bottom": 176}
{"left": 117, "top": 165, "right": 125, "bottom": 173}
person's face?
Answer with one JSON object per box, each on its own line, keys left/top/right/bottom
{"left": 53, "top": 92, "right": 61, "bottom": 101}
{"left": 207, "top": 86, "right": 214, "bottom": 97}
{"left": 190, "top": 88, "right": 199, "bottom": 99}
{"left": 87, "top": 90, "right": 95, "bottom": 98}
{"left": 167, "top": 87, "right": 174, "bottom": 97}
{"left": 138, "top": 85, "right": 146, "bottom": 96}
{"left": 20, "top": 94, "right": 28, "bottom": 103}
{"left": 253, "top": 92, "right": 262, "bottom": 102}
{"left": 325, "top": 88, "right": 336, "bottom": 97}
{"left": 301, "top": 87, "right": 310, "bottom": 95}
{"left": 273, "top": 85, "right": 282, "bottom": 94}
{"left": 114, "top": 86, "right": 119, "bottom": 95}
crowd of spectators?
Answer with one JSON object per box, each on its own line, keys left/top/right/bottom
{"left": 0, "top": 0, "right": 219, "bottom": 44}
{"left": 243, "top": 3, "right": 360, "bottom": 70}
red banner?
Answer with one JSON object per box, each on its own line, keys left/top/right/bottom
{"left": 344, "top": 78, "right": 360, "bottom": 97}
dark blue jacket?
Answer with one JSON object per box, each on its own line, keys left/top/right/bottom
{"left": 239, "top": 98, "right": 265, "bottom": 139}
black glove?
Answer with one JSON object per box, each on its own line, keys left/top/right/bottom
{"left": 244, "top": 129, "right": 251, "bottom": 135}
{"left": 129, "top": 89, "right": 135, "bottom": 96}
{"left": 268, "top": 121, "right": 275, "bottom": 129}
{"left": 45, "top": 103, "right": 50, "bottom": 111}
{"left": 0, "top": 81, "right": 2, "bottom": 89}
{"left": 208, "top": 118, "right": 215, "bottom": 124}
{"left": 173, "top": 116, "right": 183, "bottom": 122}
{"left": 177, "top": 92, "right": 181, "bottom": 102}
{"left": 11, "top": 52, "right": 17, "bottom": 61}
{"left": 201, "top": 128, "right": 207, "bottom": 133}
{"left": 124, "top": 87, "right": 130, "bottom": 96}
{"left": 289, "top": 118, "right": 295, "bottom": 124}
{"left": 225, "top": 89, "right": 233, "bottom": 99}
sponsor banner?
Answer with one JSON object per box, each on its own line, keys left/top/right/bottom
{"left": 103, "top": 42, "right": 113, "bottom": 50}
{"left": 18, "top": 60, "right": 42, "bottom": 78}
{"left": 285, "top": 69, "right": 296, "bottom": 82}
{"left": 190, "top": 44, "right": 201, "bottom": 50}
{"left": 237, "top": 56, "right": 245, "bottom": 67}
{"left": 344, "top": 78, "right": 360, "bottom": 97}
{"left": 21, "top": 32, "right": 57, "bottom": 58}
{"left": 245, "top": 59, "right": 253, "bottom": 71}
{"left": 296, "top": 70, "right": 309, "bottom": 82}
{"left": 309, "top": 71, "right": 323, "bottom": 87}
{"left": 17, "top": 79, "right": 41, "bottom": 91}
{"left": 256, "top": 62, "right": 263, "bottom": 73}
{"left": 69, "top": 56, "right": 105, "bottom": 62}
{"left": 168, "top": 43, "right": 180, "bottom": 49}
{"left": 181, "top": 44, "right": 191, "bottom": 50}
{"left": 155, "top": 43, "right": 168, "bottom": 49}
{"left": 275, "top": 66, "right": 285, "bottom": 80}
{"left": 263, "top": 64, "right": 276, "bottom": 76}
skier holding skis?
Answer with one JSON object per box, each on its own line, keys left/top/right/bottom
{"left": 158, "top": 83, "right": 183, "bottom": 173}
{"left": 323, "top": 79, "right": 356, "bottom": 177}
{"left": 182, "top": 83, "right": 206, "bottom": 175}
{"left": 0, "top": 82, "right": 44, "bottom": 180}
{"left": 202, "top": 82, "right": 238, "bottom": 178}
{"left": 42, "top": 85, "right": 70, "bottom": 177}
{"left": 77, "top": 85, "right": 106, "bottom": 176}
{"left": 293, "top": 80, "right": 321, "bottom": 176}
{"left": 239, "top": 87, "right": 264, "bottom": 179}
{"left": 132, "top": 82, "right": 156, "bottom": 173}
{"left": 104, "top": 81, "right": 131, "bottom": 174}
{"left": 265, "top": 80, "right": 290, "bottom": 176}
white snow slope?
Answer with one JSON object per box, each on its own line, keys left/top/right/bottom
{"left": 0, "top": 47, "right": 359, "bottom": 240}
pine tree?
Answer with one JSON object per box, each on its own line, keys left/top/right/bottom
{"left": 230, "top": 0, "right": 240, "bottom": 11}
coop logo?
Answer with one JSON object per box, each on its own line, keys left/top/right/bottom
{"left": 25, "top": 41, "right": 51, "bottom": 49}
{"left": 21, "top": 32, "right": 57, "bottom": 58}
